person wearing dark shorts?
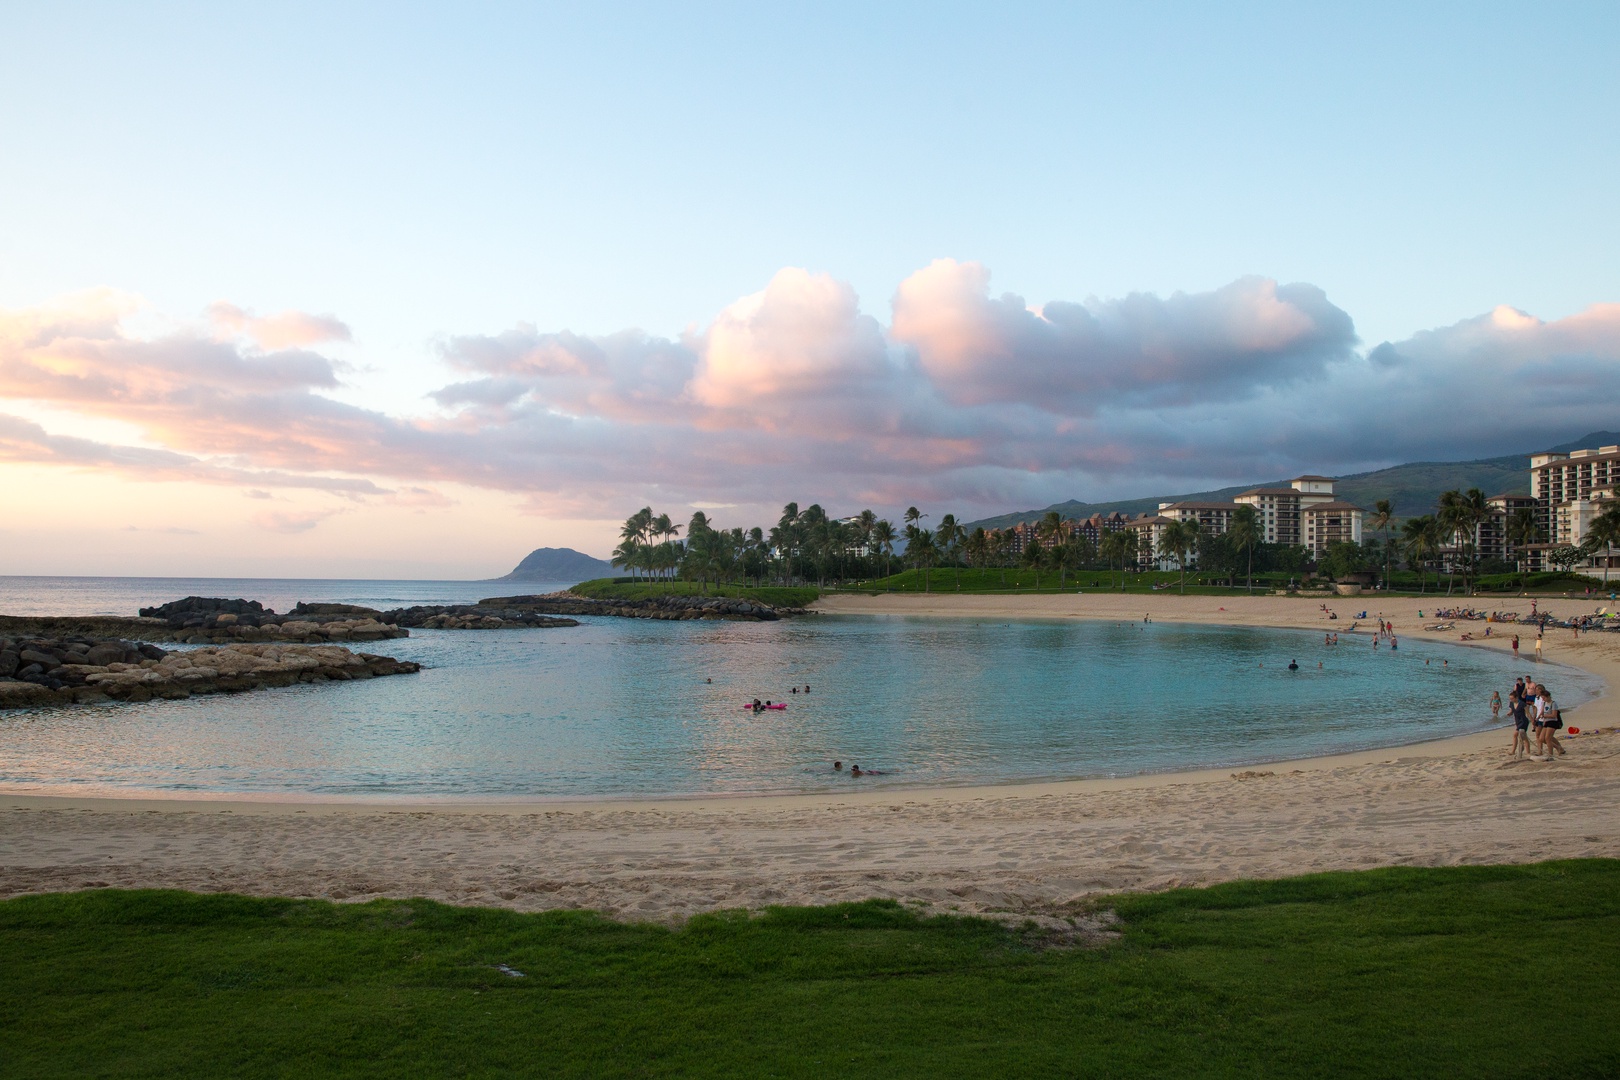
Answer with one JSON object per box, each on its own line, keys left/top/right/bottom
{"left": 1509, "top": 692, "right": 1531, "bottom": 758}
{"left": 1538, "top": 691, "right": 1565, "bottom": 758}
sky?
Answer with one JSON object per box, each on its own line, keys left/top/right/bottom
{"left": 2, "top": 2, "right": 1618, "bottom": 577}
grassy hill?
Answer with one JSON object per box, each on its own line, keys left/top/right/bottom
{"left": 967, "top": 430, "right": 1620, "bottom": 530}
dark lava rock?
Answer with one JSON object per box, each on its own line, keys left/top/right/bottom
{"left": 289, "top": 602, "right": 383, "bottom": 619}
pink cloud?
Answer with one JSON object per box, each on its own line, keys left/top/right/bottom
{"left": 4, "top": 269, "right": 1619, "bottom": 524}
{"left": 208, "top": 302, "right": 353, "bottom": 349}
{"left": 891, "top": 258, "right": 1354, "bottom": 410}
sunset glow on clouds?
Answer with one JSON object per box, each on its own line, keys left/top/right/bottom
{"left": 4, "top": 262, "right": 1620, "bottom": 573}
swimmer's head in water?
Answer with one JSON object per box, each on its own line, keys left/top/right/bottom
{"left": 833, "top": 761, "right": 841, "bottom": 770}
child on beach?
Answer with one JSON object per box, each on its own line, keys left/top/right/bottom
{"left": 1490, "top": 691, "right": 1501, "bottom": 721}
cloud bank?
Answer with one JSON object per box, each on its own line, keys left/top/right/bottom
{"left": 4, "top": 265, "right": 1619, "bottom": 528}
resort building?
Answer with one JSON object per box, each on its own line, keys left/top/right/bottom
{"left": 1478, "top": 493, "right": 1538, "bottom": 566}
{"left": 1125, "top": 475, "right": 1365, "bottom": 569}
{"left": 994, "top": 511, "right": 1130, "bottom": 557}
{"left": 1301, "top": 500, "right": 1364, "bottom": 556}
{"left": 1127, "top": 514, "right": 1181, "bottom": 571}
{"left": 1157, "top": 501, "right": 1239, "bottom": 534}
{"left": 1531, "top": 444, "right": 1619, "bottom": 548}
{"left": 1233, "top": 476, "right": 1342, "bottom": 547}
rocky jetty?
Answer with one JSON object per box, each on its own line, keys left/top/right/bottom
{"left": 0, "top": 636, "right": 419, "bottom": 710}
{"left": 128, "top": 596, "right": 410, "bottom": 643}
{"left": 481, "top": 592, "right": 793, "bottom": 622}
{"left": 381, "top": 604, "right": 579, "bottom": 630}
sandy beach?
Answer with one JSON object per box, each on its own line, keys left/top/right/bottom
{"left": 2, "top": 592, "right": 1616, "bottom": 921}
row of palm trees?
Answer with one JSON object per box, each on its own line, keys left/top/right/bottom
{"left": 612, "top": 492, "right": 1620, "bottom": 596}
{"left": 1383, "top": 487, "right": 1620, "bottom": 593}
{"left": 612, "top": 501, "right": 1272, "bottom": 594}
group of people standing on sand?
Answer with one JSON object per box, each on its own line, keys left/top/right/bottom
{"left": 1495, "top": 675, "right": 1566, "bottom": 761}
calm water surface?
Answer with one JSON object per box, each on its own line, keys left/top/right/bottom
{"left": 0, "top": 597, "right": 1599, "bottom": 798}
{"left": 0, "top": 575, "right": 576, "bottom": 617}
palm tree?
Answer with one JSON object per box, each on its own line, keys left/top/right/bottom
{"left": 775, "top": 503, "right": 800, "bottom": 585}
{"left": 991, "top": 529, "right": 1011, "bottom": 587}
{"left": 871, "top": 520, "right": 896, "bottom": 581}
{"left": 1159, "top": 520, "right": 1200, "bottom": 594}
{"left": 1038, "top": 512, "right": 1067, "bottom": 586}
{"left": 1228, "top": 504, "right": 1259, "bottom": 594}
{"left": 1581, "top": 503, "right": 1620, "bottom": 584}
{"left": 1021, "top": 536, "right": 1044, "bottom": 590}
{"left": 618, "top": 507, "right": 654, "bottom": 580}
{"left": 1460, "top": 488, "right": 1487, "bottom": 592}
{"left": 937, "top": 513, "right": 965, "bottom": 588}
{"left": 1370, "top": 499, "right": 1394, "bottom": 590}
{"left": 1402, "top": 515, "right": 1440, "bottom": 593}
{"left": 965, "top": 527, "right": 990, "bottom": 576}
{"left": 905, "top": 526, "right": 938, "bottom": 592}
{"left": 1099, "top": 532, "right": 1126, "bottom": 590}
{"left": 1438, "top": 488, "right": 1488, "bottom": 594}
{"left": 1506, "top": 507, "right": 1540, "bottom": 572}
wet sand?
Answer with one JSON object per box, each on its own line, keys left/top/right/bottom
{"left": 2, "top": 592, "right": 1615, "bottom": 920}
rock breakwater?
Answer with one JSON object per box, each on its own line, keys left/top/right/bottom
{"left": 0, "top": 636, "right": 420, "bottom": 710}
{"left": 481, "top": 592, "right": 796, "bottom": 621}
{"left": 131, "top": 596, "right": 410, "bottom": 644}
{"left": 382, "top": 605, "right": 579, "bottom": 630}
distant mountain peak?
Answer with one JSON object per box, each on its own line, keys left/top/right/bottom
{"left": 490, "top": 546, "right": 612, "bottom": 583}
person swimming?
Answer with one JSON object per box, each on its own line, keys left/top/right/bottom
{"left": 833, "top": 761, "right": 842, "bottom": 771}
{"left": 1288, "top": 659, "right": 1299, "bottom": 671}
{"left": 751, "top": 698, "right": 763, "bottom": 712}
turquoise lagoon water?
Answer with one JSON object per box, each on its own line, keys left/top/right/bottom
{"left": 0, "top": 582, "right": 1602, "bottom": 798}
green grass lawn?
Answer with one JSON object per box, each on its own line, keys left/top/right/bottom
{"left": 569, "top": 578, "right": 820, "bottom": 608}
{"left": 3, "top": 862, "right": 1617, "bottom": 1077}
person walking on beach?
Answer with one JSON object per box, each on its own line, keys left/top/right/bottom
{"left": 1535, "top": 628, "right": 1543, "bottom": 661}
{"left": 1508, "top": 692, "right": 1529, "bottom": 757}
{"left": 1512, "top": 634, "right": 1519, "bottom": 658}
{"left": 1536, "top": 689, "right": 1566, "bottom": 759}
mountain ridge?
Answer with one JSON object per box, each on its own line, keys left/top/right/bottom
{"left": 963, "top": 430, "right": 1620, "bottom": 532}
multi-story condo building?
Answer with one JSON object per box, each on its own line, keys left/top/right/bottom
{"left": 1233, "top": 476, "right": 1339, "bottom": 546}
{"left": 1478, "top": 493, "right": 1538, "bottom": 565}
{"left": 1531, "top": 444, "right": 1619, "bottom": 548}
{"left": 1127, "top": 514, "right": 1180, "bottom": 571}
{"left": 1301, "top": 500, "right": 1364, "bottom": 555}
{"left": 994, "top": 512, "right": 1130, "bottom": 556}
{"left": 1157, "top": 501, "right": 1239, "bottom": 534}
{"left": 1128, "top": 475, "right": 1365, "bottom": 569}
{"left": 1073, "top": 512, "right": 1131, "bottom": 549}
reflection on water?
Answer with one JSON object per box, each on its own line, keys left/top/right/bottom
{"left": 0, "top": 614, "right": 1599, "bottom": 799}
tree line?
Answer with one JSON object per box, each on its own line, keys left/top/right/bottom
{"left": 612, "top": 489, "right": 1620, "bottom": 595}
{"left": 611, "top": 503, "right": 1287, "bottom": 593}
